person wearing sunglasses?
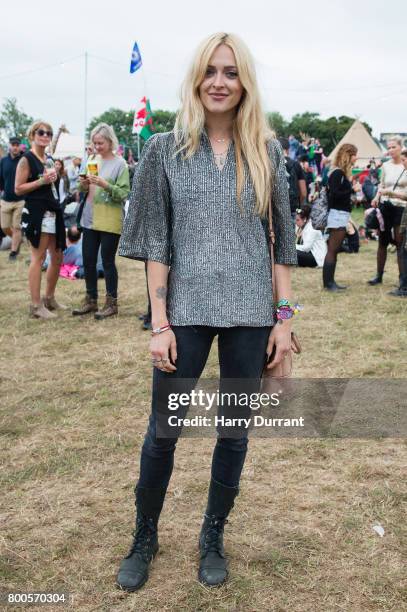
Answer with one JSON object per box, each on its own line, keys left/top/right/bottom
{"left": 15, "top": 121, "right": 66, "bottom": 319}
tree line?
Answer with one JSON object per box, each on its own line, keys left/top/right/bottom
{"left": 0, "top": 97, "right": 373, "bottom": 157}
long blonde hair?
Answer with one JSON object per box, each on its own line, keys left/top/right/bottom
{"left": 333, "top": 143, "right": 358, "bottom": 178}
{"left": 174, "top": 32, "right": 274, "bottom": 216}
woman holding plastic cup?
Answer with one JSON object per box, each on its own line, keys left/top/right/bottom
{"left": 15, "top": 121, "right": 66, "bottom": 319}
{"left": 72, "top": 123, "right": 130, "bottom": 319}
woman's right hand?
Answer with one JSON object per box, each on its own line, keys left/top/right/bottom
{"left": 150, "top": 330, "right": 177, "bottom": 373}
{"left": 43, "top": 169, "right": 57, "bottom": 184}
{"left": 78, "top": 175, "right": 90, "bottom": 189}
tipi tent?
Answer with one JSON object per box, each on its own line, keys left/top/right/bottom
{"left": 54, "top": 132, "right": 85, "bottom": 158}
{"left": 328, "top": 120, "right": 384, "bottom": 168}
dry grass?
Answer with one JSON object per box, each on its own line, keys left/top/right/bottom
{"left": 0, "top": 239, "right": 406, "bottom": 612}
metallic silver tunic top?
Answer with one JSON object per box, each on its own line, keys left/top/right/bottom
{"left": 119, "top": 131, "right": 297, "bottom": 327}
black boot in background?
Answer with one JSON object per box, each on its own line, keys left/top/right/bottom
{"left": 198, "top": 478, "right": 239, "bottom": 587}
{"left": 323, "top": 261, "right": 347, "bottom": 291}
{"left": 116, "top": 485, "right": 167, "bottom": 592}
{"left": 368, "top": 271, "right": 383, "bottom": 285}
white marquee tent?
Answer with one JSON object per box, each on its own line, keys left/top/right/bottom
{"left": 328, "top": 120, "right": 384, "bottom": 168}
{"left": 54, "top": 132, "right": 85, "bottom": 158}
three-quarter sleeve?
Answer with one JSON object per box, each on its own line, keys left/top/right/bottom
{"left": 269, "top": 139, "right": 298, "bottom": 265}
{"left": 119, "top": 134, "right": 171, "bottom": 264}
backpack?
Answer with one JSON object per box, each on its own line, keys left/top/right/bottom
{"left": 310, "top": 187, "right": 329, "bottom": 230}
{"left": 362, "top": 177, "right": 377, "bottom": 202}
{"left": 284, "top": 157, "right": 300, "bottom": 212}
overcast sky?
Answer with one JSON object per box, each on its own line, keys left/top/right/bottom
{"left": 1, "top": 0, "right": 406, "bottom": 144}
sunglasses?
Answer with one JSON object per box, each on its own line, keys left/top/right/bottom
{"left": 36, "top": 129, "right": 53, "bottom": 138}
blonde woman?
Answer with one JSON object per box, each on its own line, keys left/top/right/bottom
{"left": 368, "top": 137, "right": 407, "bottom": 292}
{"left": 15, "top": 121, "right": 66, "bottom": 319}
{"left": 384, "top": 147, "right": 407, "bottom": 297}
{"left": 72, "top": 123, "right": 130, "bottom": 319}
{"left": 322, "top": 143, "right": 357, "bottom": 291}
{"left": 117, "top": 33, "right": 297, "bottom": 591}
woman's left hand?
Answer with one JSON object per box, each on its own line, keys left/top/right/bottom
{"left": 87, "top": 175, "right": 109, "bottom": 190}
{"left": 265, "top": 320, "right": 292, "bottom": 369}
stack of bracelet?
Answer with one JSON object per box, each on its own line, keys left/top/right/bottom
{"left": 275, "top": 299, "right": 301, "bottom": 324}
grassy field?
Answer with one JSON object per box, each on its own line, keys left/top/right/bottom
{"left": 0, "top": 237, "right": 406, "bottom": 612}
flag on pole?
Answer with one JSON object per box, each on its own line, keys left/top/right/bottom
{"left": 130, "top": 42, "right": 142, "bottom": 74}
{"left": 132, "top": 97, "right": 154, "bottom": 140}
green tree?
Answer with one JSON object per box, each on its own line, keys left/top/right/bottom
{"left": 87, "top": 108, "right": 134, "bottom": 145}
{"left": 266, "top": 112, "right": 289, "bottom": 137}
{"left": 87, "top": 107, "right": 177, "bottom": 153}
{"left": 287, "top": 112, "right": 322, "bottom": 141}
{"left": 283, "top": 112, "right": 373, "bottom": 154}
{"left": 0, "top": 97, "right": 33, "bottom": 147}
{"left": 152, "top": 110, "right": 176, "bottom": 133}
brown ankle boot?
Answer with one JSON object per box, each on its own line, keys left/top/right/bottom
{"left": 29, "top": 303, "right": 57, "bottom": 320}
{"left": 94, "top": 295, "right": 118, "bottom": 320}
{"left": 43, "top": 296, "right": 68, "bottom": 311}
{"left": 72, "top": 294, "right": 98, "bottom": 316}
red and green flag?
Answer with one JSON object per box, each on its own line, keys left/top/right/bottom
{"left": 132, "top": 96, "right": 154, "bottom": 140}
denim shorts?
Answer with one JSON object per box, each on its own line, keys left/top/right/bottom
{"left": 41, "top": 211, "right": 56, "bottom": 234}
{"left": 326, "top": 208, "right": 350, "bottom": 229}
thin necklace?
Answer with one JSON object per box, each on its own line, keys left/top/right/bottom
{"left": 32, "top": 148, "right": 46, "bottom": 164}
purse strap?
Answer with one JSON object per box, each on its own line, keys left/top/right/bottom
{"left": 267, "top": 199, "right": 277, "bottom": 304}
{"left": 393, "top": 169, "right": 406, "bottom": 191}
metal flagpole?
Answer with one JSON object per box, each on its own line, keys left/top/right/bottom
{"left": 137, "top": 133, "right": 140, "bottom": 160}
{"left": 84, "top": 51, "right": 88, "bottom": 151}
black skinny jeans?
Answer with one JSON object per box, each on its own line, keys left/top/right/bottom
{"left": 82, "top": 228, "right": 120, "bottom": 299}
{"left": 138, "top": 325, "right": 271, "bottom": 490}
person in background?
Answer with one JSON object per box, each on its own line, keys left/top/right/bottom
{"left": 0, "top": 137, "right": 24, "bottom": 261}
{"left": 322, "top": 143, "right": 357, "bottom": 291}
{"left": 72, "top": 123, "right": 130, "bottom": 319}
{"left": 15, "top": 121, "right": 66, "bottom": 319}
{"left": 288, "top": 134, "right": 299, "bottom": 160}
{"left": 54, "top": 159, "right": 70, "bottom": 207}
{"left": 67, "top": 157, "right": 82, "bottom": 197}
{"left": 307, "top": 137, "right": 316, "bottom": 173}
{"left": 295, "top": 205, "right": 327, "bottom": 267}
{"left": 314, "top": 139, "right": 324, "bottom": 175}
{"left": 351, "top": 174, "right": 364, "bottom": 208}
{"left": 299, "top": 155, "right": 314, "bottom": 200}
{"left": 321, "top": 158, "right": 331, "bottom": 187}
{"left": 397, "top": 149, "right": 407, "bottom": 297}
{"left": 43, "top": 225, "right": 104, "bottom": 278}
{"left": 278, "top": 137, "right": 307, "bottom": 217}
{"left": 362, "top": 167, "right": 378, "bottom": 209}
{"left": 368, "top": 137, "right": 407, "bottom": 291}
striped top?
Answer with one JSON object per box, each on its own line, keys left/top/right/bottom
{"left": 119, "top": 130, "right": 297, "bottom": 327}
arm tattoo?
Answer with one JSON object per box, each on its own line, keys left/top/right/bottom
{"left": 18, "top": 157, "right": 29, "bottom": 172}
{"left": 156, "top": 286, "right": 167, "bottom": 300}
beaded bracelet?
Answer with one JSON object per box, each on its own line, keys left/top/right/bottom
{"left": 275, "top": 299, "right": 302, "bottom": 323}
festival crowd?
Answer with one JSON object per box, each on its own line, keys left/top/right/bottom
{"left": 0, "top": 122, "right": 406, "bottom": 325}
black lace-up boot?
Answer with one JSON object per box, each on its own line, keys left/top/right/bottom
{"left": 116, "top": 485, "right": 167, "bottom": 592}
{"left": 198, "top": 478, "right": 239, "bottom": 586}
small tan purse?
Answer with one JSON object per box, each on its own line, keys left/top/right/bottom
{"left": 262, "top": 199, "right": 301, "bottom": 379}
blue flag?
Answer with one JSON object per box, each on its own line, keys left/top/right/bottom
{"left": 130, "top": 42, "right": 142, "bottom": 74}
